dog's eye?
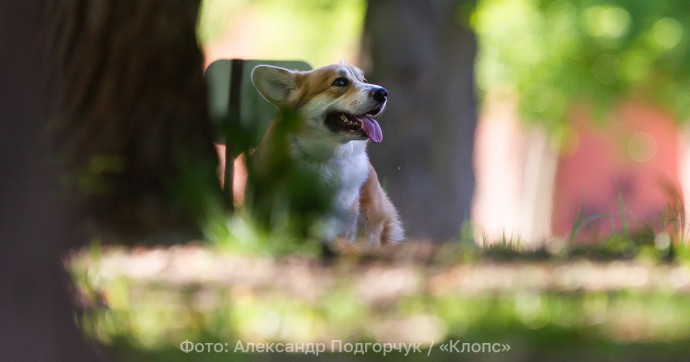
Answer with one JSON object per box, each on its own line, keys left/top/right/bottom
{"left": 331, "top": 77, "right": 349, "bottom": 87}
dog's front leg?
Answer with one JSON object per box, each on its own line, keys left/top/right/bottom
{"left": 316, "top": 196, "right": 360, "bottom": 244}
{"left": 359, "top": 162, "right": 404, "bottom": 247}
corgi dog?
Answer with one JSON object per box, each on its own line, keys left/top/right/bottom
{"left": 249, "top": 63, "right": 404, "bottom": 247}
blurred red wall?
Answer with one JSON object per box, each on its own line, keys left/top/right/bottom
{"left": 552, "top": 102, "right": 682, "bottom": 241}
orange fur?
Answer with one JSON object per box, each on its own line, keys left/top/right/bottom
{"left": 359, "top": 162, "right": 404, "bottom": 246}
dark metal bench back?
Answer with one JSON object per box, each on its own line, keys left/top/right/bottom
{"left": 205, "top": 59, "right": 312, "bottom": 202}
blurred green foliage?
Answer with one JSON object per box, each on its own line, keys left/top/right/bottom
{"left": 474, "top": 0, "right": 690, "bottom": 139}
{"left": 200, "top": 108, "right": 333, "bottom": 256}
{"left": 198, "top": 0, "right": 365, "bottom": 65}
{"left": 240, "top": 110, "right": 334, "bottom": 244}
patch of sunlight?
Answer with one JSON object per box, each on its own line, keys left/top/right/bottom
{"left": 582, "top": 5, "right": 631, "bottom": 39}
{"left": 649, "top": 17, "right": 684, "bottom": 50}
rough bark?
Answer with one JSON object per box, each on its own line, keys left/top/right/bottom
{"left": 49, "top": 0, "right": 224, "bottom": 242}
{"left": 360, "top": 0, "right": 478, "bottom": 240}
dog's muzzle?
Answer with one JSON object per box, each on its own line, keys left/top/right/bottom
{"left": 369, "top": 87, "right": 388, "bottom": 104}
{"left": 324, "top": 86, "right": 388, "bottom": 143}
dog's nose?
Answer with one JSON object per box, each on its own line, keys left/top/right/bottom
{"left": 370, "top": 87, "right": 388, "bottom": 103}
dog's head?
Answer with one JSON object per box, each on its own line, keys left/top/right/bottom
{"left": 251, "top": 63, "right": 387, "bottom": 143}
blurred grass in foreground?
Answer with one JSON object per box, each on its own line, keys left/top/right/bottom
{"left": 69, "top": 238, "right": 690, "bottom": 361}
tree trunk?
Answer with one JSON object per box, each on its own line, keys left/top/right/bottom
{"left": 50, "top": 0, "right": 225, "bottom": 242}
{"left": 2, "top": 0, "right": 221, "bottom": 358}
{"left": 360, "top": 0, "right": 478, "bottom": 241}
{"left": 0, "top": 2, "right": 104, "bottom": 360}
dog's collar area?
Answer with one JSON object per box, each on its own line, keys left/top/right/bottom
{"left": 290, "top": 136, "right": 337, "bottom": 162}
{"left": 289, "top": 136, "right": 363, "bottom": 162}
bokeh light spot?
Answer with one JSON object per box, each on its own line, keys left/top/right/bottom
{"left": 627, "top": 132, "right": 657, "bottom": 163}
{"left": 650, "top": 17, "right": 683, "bottom": 50}
{"left": 583, "top": 6, "right": 631, "bottom": 39}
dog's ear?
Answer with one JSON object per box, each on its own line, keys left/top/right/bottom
{"left": 251, "top": 65, "right": 299, "bottom": 106}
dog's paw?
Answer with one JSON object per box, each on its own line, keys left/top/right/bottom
{"left": 363, "top": 211, "right": 404, "bottom": 248}
{"left": 382, "top": 216, "right": 404, "bottom": 244}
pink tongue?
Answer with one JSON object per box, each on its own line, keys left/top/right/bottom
{"left": 358, "top": 115, "right": 383, "bottom": 143}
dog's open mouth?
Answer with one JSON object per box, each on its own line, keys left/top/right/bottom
{"left": 325, "top": 109, "right": 383, "bottom": 143}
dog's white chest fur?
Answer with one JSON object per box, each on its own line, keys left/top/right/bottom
{"left": 290, "top": 138, "right": 369, "bottom": 239}
{"left": 290, "top": 139, "right": 369, "bottom": 202}
{"left": 321, "top": 143, "right": 369, "bottom": 207}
